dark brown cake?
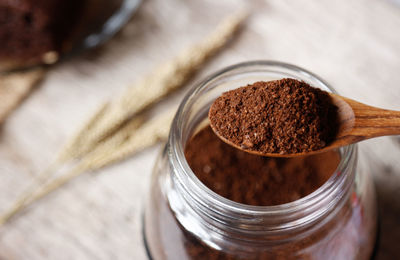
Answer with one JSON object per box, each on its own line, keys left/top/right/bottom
{"left": 0, "top": 0, "right": 83, "bottom": 62}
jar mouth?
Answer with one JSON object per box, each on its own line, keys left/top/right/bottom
{"left": 169, "top": 60, "right": 355, "bottom": 228}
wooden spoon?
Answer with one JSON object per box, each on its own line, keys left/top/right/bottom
{"left": 210, "top": 93, "right": 400, "bottom": 157}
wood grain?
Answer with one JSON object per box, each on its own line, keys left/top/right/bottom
{"left": 337, "top": 96, "right": 400, "bottom": 138}
{"left": 306, "top": 94, "right": 400, "bottom": 156}
{"left": 0, "top": 0, "right": 399, "bottom": 259}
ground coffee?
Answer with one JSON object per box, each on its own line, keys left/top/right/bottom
{"left": 209, "top": 78, "right": 339, "bottom": 154}
{"left": 185, "top": 126, "right": 340, "bottom": 206}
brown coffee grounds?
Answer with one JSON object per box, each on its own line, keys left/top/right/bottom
{"left": 209, "top": 78, "right": 339, "bottom": 154}
{"left": 184, "top": 126, "right": 340, "bottom": 206}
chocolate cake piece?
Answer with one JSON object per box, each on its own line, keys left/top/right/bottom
{"left": 0, "top": 0, "right": 83, "bottom": 62}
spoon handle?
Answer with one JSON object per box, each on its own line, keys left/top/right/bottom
{"left": 347, "top": 98, "right": 400, "bottom": 139}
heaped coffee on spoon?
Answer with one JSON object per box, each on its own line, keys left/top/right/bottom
{"left": 209, "top": 78, "right": 339, "bottom": 155}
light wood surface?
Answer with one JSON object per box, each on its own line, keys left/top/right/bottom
{"left": 0, "top": 0, "right": 400, "bottom": 259}
{"left": 0, "top": 69, "right": 45, "bottom": 125}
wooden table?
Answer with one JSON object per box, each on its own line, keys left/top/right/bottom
{"left": 1, "top": 0, "right": 399, "bottom": 259}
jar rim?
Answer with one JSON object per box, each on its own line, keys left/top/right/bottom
{"left": 169, "top": 60, "right": 355, "bottom": 228}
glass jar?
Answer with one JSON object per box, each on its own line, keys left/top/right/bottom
{"left": 143, "top": 61, "right": 377, "bottom": 260}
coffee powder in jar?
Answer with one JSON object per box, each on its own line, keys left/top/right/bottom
{"left": 185, "top": 126, "right": 340, "bottom": 206}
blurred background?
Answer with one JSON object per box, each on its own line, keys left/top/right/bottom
{"left": 0, "top": 0, "right": 399, "bottom": 259}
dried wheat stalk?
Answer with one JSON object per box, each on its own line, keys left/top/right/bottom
{"left": 79, "top": 108, "right": 175, "bottom": 170}
{"left": 57, "top": 10, "right": 247, "bottom": 163}
{"left": 0, "top": 109, "right": 175, "bottom": 226}
{"left": 0, "top": 68, "right": 45, "bottom": 124}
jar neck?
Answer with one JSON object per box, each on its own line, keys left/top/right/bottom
{"left": 167, "top": 61, "right": 357, "bottom": 241}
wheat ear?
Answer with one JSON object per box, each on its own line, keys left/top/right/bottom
{"left": 56, "top": 10, "right": 247, "bottom": 163}
{"left": 0, "top": 109, "right": 175, "bottom": 226}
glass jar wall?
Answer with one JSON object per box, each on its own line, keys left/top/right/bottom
{"left": 143, "top": 61, "right": 377, "bottom": 260}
